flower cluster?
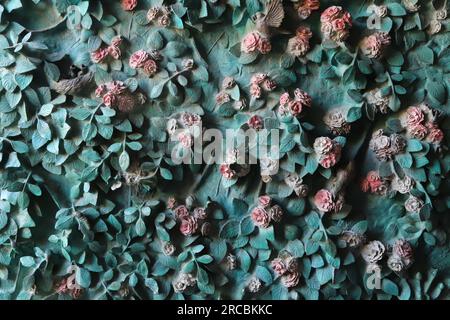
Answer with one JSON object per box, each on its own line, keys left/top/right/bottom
{"left": 313, "top": 137, "right": 342, "bottom": 168}
{"left": 313, "top": 189, "right": 344, "bottom": 213}
{"left": 55, "top": 271, "right": 83, "bottom": 299}
{"left": 90, "top": 36, "right": 123, "bottom": 63}
{"left": 286, "top": 26, "right": 312, "bottom": 58}
{"left": 147, "top": 5, "right": 171, "bottom": 27}
{"left": 166, "top": 112, "right": 203, "bottom": 149}
{"left": 170, "top": 197, "right": 209, "bottom": 236}
{"left": 121, "top": 0, "right": 137, "bottom": 11}
{"left": 173, "top": 273, "right": 196, "bottom": 293}
{"left": 340, "top": 230, "right": 367, "bottom": 248}
{"left": 247, "top": 277, "right": 262, "bottom": 293}
{"left": 271, "top": 251, "right": 300, "bottom": 288}
{"left": 365, "top": 88, "right": 390, "bottom": 114}
{"left": 323, "top": 108, "right": 351, "bottom": 135}
{"left": 284, "top": 173, "right": 309, "bottom": 197}
{"left": 249, "top": 73, "right": 276, "bottom": 99}
{"left": 129, "top": 50, "right": 159, "bottom": 76}
{"left": 387, "top": 239, "right": 414, "bottom": 272}
{"left": 95, "top": 80, "right": 146, "bottom": 112}
{"left": 402, "top": 105, "right": 444, "bottom": 144}
{"left": 320, "top": 6, "right": 352, "bottom": 42}
{"left": 278, "top": 88, "right": 312, "bottom": 117}
{"left": 361, "top": 240, "right": 385, "bottom": 266}
{"left": 215, "top": 77, "right": 247, "bottom": 110}
{"left": 361, "top": 32, "right": 391, "bottom": 59}
{"left": 360, "top": 171, "right": 389, "bottom": 195}
{"left": 241, "top": 31, "right": 271, "bottom": 55}
{"left": 294, "top": 0, "right": 320, "bottom": 20}
{"left": 369, "top": 129, "right": 406, "bottom": 161}
{"left": 219, "top": 148, "right": 251, "bottom": 180}
{"left": 251, "top": 196, "right": 283, "bottom": 228}
{"left": 247, "top": 115, "right": 264, "bottom": 130}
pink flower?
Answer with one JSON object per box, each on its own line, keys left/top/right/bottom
{"left": 91, "top": 48, "right": 109, "bottom": 63}
{"left": 262, "top": 79, "right": 277, "bottom": 91}
{"left": 406, "top": 106, "right": 425, "bottom": 126}
{"left": 281, "top": 271, "right": 299, "bottom": 288}
{"left": 258, "top": 37, "right": 272, "bottom": 54}
{"left": 279, "top": 93, "right": 291, "bottom": 106}
{"left": 179, "top": 216, "right": 198, "bottom": 236}
{"left": 258, "top": 195, "right": 272, "bottom": 208}
{"left": 248, "top": 115, "right": 264, "bottom": 130}
{"left": 95, "top": 84, "right": 107, "bottom": 97}
{"left": 319, "top": 151, "right": 339, "bottom": 168}
{"left": 108, "top": 81, "right": 126, "bottom": 94}
{"left": 122, "top": 0, "right": 138, "bottom": 11}
{"left": 332, "top": 19, "right": 346, "bottom": 30}
{"left": 288, "top": 100, "right": 303, "bottom": 116}
{"left": 241, "top": 32, "right": 261, "bottom": 54}
{"left": 366, "top": 171, "right": 383, "bottom": 191}
{"left": 360, "top": 179, "right": 370, "bottom": 192}
{"left": 427, "top": 127, "right": 444, "bottom": 144}
{"left": 220, "top": 164, "right": 236, "bottom": 180}
{"left": 107, "top": 45, "right": 121, "bottom": 60}
{"left": 321, "top": 6, "right": 341, "bottom": 23}
{"left": 251, "top": 73, "right": 268, "bottom": 85}
{"left": 409, "top": 124, "right": 428, "bottom": 140}
{"left": 216, "top": 91, "right": 231, "bottom": 105}
{"left": 294, "top": 89, "right": 312, "bottom": 107}
{"left": 393, "top": 239, "right": 414, "bottom": 260}
{"left": 251, "top": 207, "right": 271, "bottom": 228}
{"left": 250, "top": 84, "right": 262, "bottom": 99}
{"left": 271, "top": 258, "right": 287, "bottom": 276}
{"left": 313, "top": 137, "right": 334, "bottom": 155}
{"left": 296, "top": 26, "right": 313, "bottom": 39}
{"left": 174, "top": 205, "right": 189, "bottom": 219}
{"left": 102, "top": 92, "right": 116, "bottom": 107}
{"left": 181, "top": 112, "right": 202, "bottom": 127}
{"left": 178, "top": 132, "right": 193, "bottom": 148}
{"left": 143, "top": 59, "right": 157, "bottom": 76}
{"left": 314, "top": 189, "right": 335, "bottom": 212}
{"left": 129, "top": 50, "right": 149, "bottom": 69}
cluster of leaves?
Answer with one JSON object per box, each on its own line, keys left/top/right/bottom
{"left": 0, "top": 0, "right": 449, "bottom": 300}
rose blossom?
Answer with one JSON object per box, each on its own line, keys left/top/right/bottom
{"left": 143, "top": 59, "right": 157, "bottom": 76}
{"left": 314, "top": 189, "right": 335, "bottom": 212}
{"left": 258, "top": 37, "right": 272, "bottom": 54}
{"left": 271, "top": 258, "right": 287, "bottom": 276}
{"left": 108, "top": 80, "right": 126, "bottom": 94}
{"left": 95, "top": 84, "right": 107, "bottom": 97}
{"left": 288, "top": 100, "right": 303, "bottom": 116}
{"left": 409, "top": 124, "right": 428, "bottom": 140}
{"left": 340, "top": 231, "right": 366, "bottom": 248}
{"left": 391, "top": 176, "right": 414, "bottom": 194}
{"left": 91, "top": 48, "right": 109, "bottom": 63}
{"left": 390, "top": 134, "right": 406, "bottom": 154}
{"left": 248, "top": 115, "right": 264, "bottom": 130}
{"left": 321, "top": 6, "right": 341, "bottom": 23}
{"left": 220, "top": 164, "right": 236, "bottom": 180}
{"left": 247, "top": 278, "right": 262, "bottom": 293}
{"left": 279, "top": 93, "right": 290, "bottom": 106}
{"left": 222, "top": 77, "right": 235, "bottom": 89}
{"left": 181, "top": 112, "right": 201, "bottom": 127}
{"left": 102, "top": 92, "right": 116, "bottom": 107}
{"left": 319, "top": 150, "right": 340, "bottom": 169}
{"left": 258, "top": 195, "right": 272, "bottom": 208}
{"left": 406, "top": 106, "right": 425, "bottom": 126}
{"left": 287, "top": 37, "right": 310, "bottom": 57}
{"left": 262, "top": 79, "right": 277, "bottom": 91}
{"left": 374, "top": 5, "right": 388, "bottom": 17}
{"left": 179, "top": 216, "right": 198, "bottom": 236}
{"left": 162, "top": 242, "right": 175, "bottom": 256}
{"left": 215, "top": 91, "right": 231, "bottom": 105}
{"left": 178, "top": 132, "right": 193, "bottom": 148}
{"left": 122, "top": 0, "right": 138, "bottom": 11}
{"left": 111, "top": 36, "right": 123, "bottom": 47}
{"left": 269, "top": 205, "right": 283, "bottom": 222}
{"left": 281, "top": 271, "right": 299, "bottom": 288}
{"left": 173, "top": 205, "right": 189, "bottom": 219}
{"left": 251, "top": 73, "right": 268, "bottom": 85}
{"left": 129, "top": 50, "right": 149, "bottom": 69}
{"left": 241, "top": 32, "right": 261, "bottom": 53}
{"left": 250, "top": 84, "right": 262, "bottom": 99}
{"left": 251, "top": 207, "right": 271, "bottom": 228}
{"left": 158, "top": 15, "right": 170, "bottom": 27}
{"left": 393, "top": 239, "right": 414, "bottom": 260}
{"left": 404, "top": 195, "right": 424, "bottom": 213}
{"left": 294, "top": 89, "right": 312, "bottom": 107}
{"left": 426, "top": 125, "right": 444, "bottom": 144}
{"left": 313, "top": 137, "right": 334, "bottom": 155}
{"left": 360, "top": 240, "right": 385, "bottom": 264}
